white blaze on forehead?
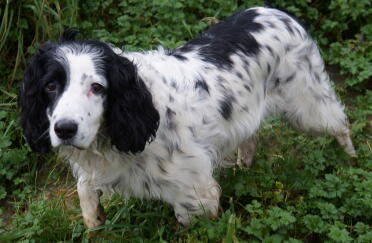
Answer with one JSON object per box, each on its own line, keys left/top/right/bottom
{"left": 56, "top": 45, "right": 106, "bottom": 86}
{"left": 66, "top": 53, "right": 98, "bottom": 83}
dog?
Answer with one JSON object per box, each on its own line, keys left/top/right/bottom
{"left": 20, "top": 7, "right": 356, "bottom": 228}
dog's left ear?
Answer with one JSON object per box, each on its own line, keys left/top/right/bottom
{"left": 104, "top": 48, "right": 160, "bottom": 153}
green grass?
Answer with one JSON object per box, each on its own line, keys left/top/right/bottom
{"left": 0, "top": 92, "right": 370, "bottom": 242}
{"left": 0, "top": 0, "right": 371, "bottom": 242}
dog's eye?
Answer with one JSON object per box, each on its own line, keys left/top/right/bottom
{"left": 91, "top": 83, "right": 105, "bottom": 94}
{"left": 45, "top": 81, "right": 57, "bottom": 92}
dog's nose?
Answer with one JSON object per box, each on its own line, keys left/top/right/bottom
{"left": 54, "top": 119, "right": 78, "bottom": 140}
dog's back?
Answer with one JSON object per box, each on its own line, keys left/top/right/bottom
{"left": 123, "top": 7, "right": 355, "bottom": 166}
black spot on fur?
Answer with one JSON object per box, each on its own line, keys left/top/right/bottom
{"left": 265, "top": 45, "right": 274, "bottom": 56}
{"left": 195, "top": 79, "right": 210, "bottom": 94}
{"left": 188, "top": 126, "right": 196, "bottom": 138}
{"left": 236, "top": 71, "right": 243, "bottom": 79}
{"left": 171, "top": 9, "right": 263, "bottom": 68}
{"left": 170, "top": 80, "right": 178, "bottom": 90}
{"left": 219, "top": 95, "right": 234, "bottom": 120}
{"left": 284, "top": 73, "right": 296, "bottom": 83}
{"left": 243, "top": 84, "right": 252, "bottom": 92}
{"left": 266, "top": 21, "right": 277, "bottom": 29}
{"left": 166, "top": 107, "right": 176, "bottom": 130}
{"left": 166, "top": 107, "right": 176, "bottom": 118}
{"left": 172, "top": 53, "right": 188, "bottom": 61}
{"left": 280, "top": 17, "right": 295, "bottom": 35}
{"left": 274, "top": 78, "right": 280, "bottom": 88}
{"left": 158, "top": 163, "right": 167, "bottom": 174}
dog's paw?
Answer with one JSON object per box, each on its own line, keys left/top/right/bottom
{"left": 83, "top": 203, "right": 106, "bottom": 229}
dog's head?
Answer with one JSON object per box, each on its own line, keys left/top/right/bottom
{"left": 20, "top": 29, "right": 159, "bottom": 154}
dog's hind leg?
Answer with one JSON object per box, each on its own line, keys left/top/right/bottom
{"left": 275, "top": 41, "right": 356, "bottom": 157}
{"left": 335, "top": 128, "right": 357, "bottom": 157}
{"left": 237, "top": 136, "right": 258, "bottom": 168}
{"left": 280, "top": 86, "right": 356, "bottom": 157}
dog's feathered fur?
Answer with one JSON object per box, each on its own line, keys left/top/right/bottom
{"left": 20, "top": 7, "right": 356, "bottom": 227}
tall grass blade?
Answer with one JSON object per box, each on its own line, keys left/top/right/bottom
{"left": 0, "top": 1, "right": 14, "bottom": 54}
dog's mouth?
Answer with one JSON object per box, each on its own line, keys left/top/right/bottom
{"left": 58, "top": 140, "right": 86, "bottom": 150}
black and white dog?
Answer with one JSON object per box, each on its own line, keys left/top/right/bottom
{"left": 20, "top": 7, "right": 356, "bottom": 228}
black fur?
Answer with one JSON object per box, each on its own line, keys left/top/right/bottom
{"left": 194, "top": 79, "right": 210, "bottom": 94}
{"left": 102, "top": 47, "right": 160, "bottom": 153}
{"left": 219, "top": 95, "right": 234, "bottom": 120}
{"left": 19, "top": 42, "right": 64, "bottom": 154}
{"left": 171, "top": 9, "right": 263, "bottom": 69}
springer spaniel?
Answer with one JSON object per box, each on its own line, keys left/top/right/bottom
{"left": 20, "top": 7, "right": 356, "bottom": 228}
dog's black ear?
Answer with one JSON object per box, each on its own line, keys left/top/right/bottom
{"left": 19, "top": 42, "right": 55, "bottom": 154}
{"left": 104, "top": 49, "right": 160, "bottom": 153}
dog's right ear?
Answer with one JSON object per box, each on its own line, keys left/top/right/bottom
{"left": 19, "top": 42, "right": 56, "bottom": 153}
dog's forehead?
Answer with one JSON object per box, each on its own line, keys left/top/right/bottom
{"left": 55, "top": 46, "right": 107, "bottom": 87}
{"left": 66, "top": 53, "right": 97, "bottom": 78}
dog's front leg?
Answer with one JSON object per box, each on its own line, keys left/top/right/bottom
{"left": 77, "top": 179, "right": 106, "bottom": 229}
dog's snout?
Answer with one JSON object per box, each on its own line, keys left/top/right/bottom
{"left": 54, "top": 119, "right": 78, "bottom": 140}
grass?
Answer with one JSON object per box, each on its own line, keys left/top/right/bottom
{"left": 0, "top": 91, "right": 370, "bottom": 242}
{"left": 0, "top": 1, "right": 371, "bottom": 242}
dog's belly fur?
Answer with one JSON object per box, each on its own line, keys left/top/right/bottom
{"left": 59, "top": 7, "right": 355, "bottom": 226}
